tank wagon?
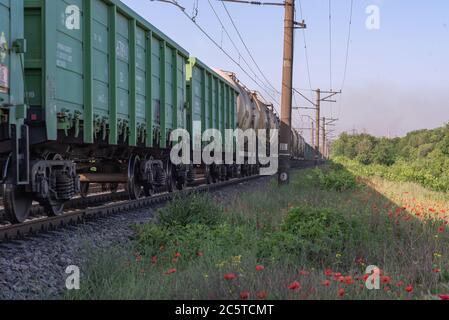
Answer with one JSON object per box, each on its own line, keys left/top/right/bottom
{"left": 0, "top": 0, "right": 315, "bottom": 224}
{"left": 214, "top": 69, "right": 309, "bottom": 161}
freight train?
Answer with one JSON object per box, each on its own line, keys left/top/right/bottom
{"left": 0, "top": 0, "right": 316, "bottom": 224}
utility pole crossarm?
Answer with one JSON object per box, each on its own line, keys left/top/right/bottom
{"left": 218, "top": 0, "right": 286, "bottom": 6}
{"left": 293, "top": 88, "right": 316, "bottom": 107}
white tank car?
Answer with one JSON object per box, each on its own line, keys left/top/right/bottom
{"left": 214, "top": 69, "right": 259, "bottom": 131}
{"left": 214, "top": 69, "right": 303, "bottom": 159}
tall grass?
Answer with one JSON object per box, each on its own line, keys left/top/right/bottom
{"left": 67, "top": 166, "right": 449, "bottom": 300}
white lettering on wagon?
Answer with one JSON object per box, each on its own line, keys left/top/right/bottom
{"left": 56, "top": 43, "right": 73, "bottom": 69}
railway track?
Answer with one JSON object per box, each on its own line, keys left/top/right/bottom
{"left": 0, "top": 160, "right": 319, "bottom": 243}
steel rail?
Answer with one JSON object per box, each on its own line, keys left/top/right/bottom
{"left": 0, "top": 160, "right": 318, "bottom": 242}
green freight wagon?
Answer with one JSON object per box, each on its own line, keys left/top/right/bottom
{"left": 186, "top": 58, "right": 240, "bottom": 182}
{"left": 0, "top": 0, "right": 192, "bottom": 223}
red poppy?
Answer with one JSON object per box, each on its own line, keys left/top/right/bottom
{"left": 151, "top": 256, "right": 158, "bottom": 265}
{"left": 324, "top": 269, "right": 333, "bottom": 277}
{"left": 396, "top": 281, "right": 404, "bottom": 287}
{"left": 433, "top": 268, "right": 441, "bottom": 273}
{"left": 381, "top": 276, "right": 391, "bottom": 284}
{"left": 299, "top": 269, "right": 309, "bottom": 276}
{"left": 224, "top": 273, "right": 237, "bottom": 281}
{"left": 322, "top": 280, "right": 331, "bottom": 287}
{"left": 164, "top": 268, "right": 177, "bottom": 275}
{"left": 438, "top": 294, "right": 449, "bottom": 300}
{"left": 344, "top": 276, "right": 354, "bottom": 285}
{"left": 405, "top": 285, "right": 413, "bottom": 293}
{"left": 384, "top": 287, "right": 391, "bottom": 292}
{"left": 338, "top": 288, "right": 345, "bottom": 297}
{"left": 287, "top": 281, "right": 301, "bottom": 290}
{"left": 438, "top": 225, "right": 445, "bottom": 233}
{"left": 240, "top": 291, "right": 250, "bottom": 300}
{"left": 197, "top": 251, "right": 204, "bottom": 257}
{"left": 256, "top": 265, "right": 265, "bottom": 272}
{"left": 257, "top": 291, "right": 268, "bottom": 300}
{"left": 175, "top": 252, "right": 181, "bottom": 258}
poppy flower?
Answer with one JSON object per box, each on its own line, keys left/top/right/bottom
{"left": 256, "top": 265, "right": 265, "bottom": 272}
{"left": 224, "top": 273, "right": 237, "bottom": 281}
{"left": 175, "top": 252, "right": 181, "bottom": 258}
{"left": 287, "top": 281, "right": 301, "bottom": 290}
{"left": 240, "top": 291, "right": 250, "bottom": 300}
{"left": 338, "top": 288, "right": 345, "bottom": 297}
{"left": 197, "top": 251, "right": 204, "bottom": 257}
{"left": 433, "top": 268, "right": 441, "bottom": 273}
{"left": 396, "top": 281, "right": 404, "bottom": 287}
{"left": 344, "top": 276, "right": 354, "bottom": 285}
{"left": 405, "top": 285, "right": 413, "bottom": 293}
{"left": 381, "top": 276, "right": 391, "bottom": 284}
{"left": 164, "top": 268, "right": 177, "bottom": 275}
{"left": 324, "top": 269, "right": 333, "bottom": 277}
{"left": 322, "top": 280, "right": 331, "bottom": 287}
{"left": 257, "top": 291, "right": 268, "bottom": 300}
{"left": 299, "top": 270, "right": 309, "bottom": 276}
{"left": 151, "top": 256, "right": 158, "bottom": 265}
{"left": 438, "top": 294, "right": 449, "bottom": 300}
{"left": 438, "top": 226, "right": 445, "bottom": 233}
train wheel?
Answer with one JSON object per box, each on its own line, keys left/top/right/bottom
{"left": 205, "top": 165, "right": 212, "bottom": 185}
{"left": 80, "top": 182, "right": 90, "bottom": 198}
{"left": 110, "top": 183, "right": 119, "bottom": 193}
{"left": 2, "top": 184, "right": 33, "bottom": 224}
{"left": 128, "top": 155, "right": 145, "bottom": 200}
{"left": 166, "top": 162, "right": 177, "bottom": 193}
{"left": 43, "top": 200, "right": 65, "bottom": 217}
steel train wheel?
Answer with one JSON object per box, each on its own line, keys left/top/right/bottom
{"left": 80, "top": 182, "right": 90, "bottom": 198}
{"left": 166, "top": 161, "right": 177, "bottom": 193}
{"left": 44, "top": 201, "right": 65, "bottom": 217}
{"left": 2, "top": 184, "right": 33, "bottom": 224}
{"left": 128, "top": 155, "right": 145, "bottom": 200}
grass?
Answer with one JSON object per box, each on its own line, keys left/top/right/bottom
{"left": 66, "top": 164, "right": 449, "bottom": 300}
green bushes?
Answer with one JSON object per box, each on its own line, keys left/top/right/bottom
{"left": 298, "top": 163, "right": 358, "bottom": 192}
{"left": 258, "top": 205, "right": 362, "bottom": 263}
{"left": 157, "top": 193, "right": 224, "bottom": 227}
{"left": 331, "top": 124, "right": 449, "bottom": 192}
{"left": 316, "top": 166, "right": 358, "bottom": 192}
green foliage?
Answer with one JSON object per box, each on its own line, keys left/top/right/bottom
{"left": 157, "top": 193, "right": 223, "bottom": 227}
{"left": 258, "top": 205, "right": 363, "bottom": 263}
{"left": 313, "top": 164, "right": 357, "bottom": 192}
{"left": 331, "top": 124, "right": 449, "bottom": 192}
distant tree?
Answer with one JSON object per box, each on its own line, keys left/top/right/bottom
{"left": 372, "top": 138, "right": 396, "bottom": 166}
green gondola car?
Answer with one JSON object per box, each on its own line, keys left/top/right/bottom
{"left": 0, "top": 0, "right": 315, "bottom": 225}
{"left": 0, "top": 0, "right": 193, "bottom": 223}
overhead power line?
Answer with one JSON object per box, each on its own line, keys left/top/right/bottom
{"left": 220, "top": 0, "right": 281, "bottom": 95}
{"left": 328, "top": 0, "right": 332, "bottom": 91}
{"left": 296, "top": 0, "right": 314, "bottom": 101}
{"left": 150, "top": 0, "right": 280, "bottom": 107}
{"left": 207, "top": 0, "right": 279, "bottom": 99}
{"left": 340, "top": 0, "right": 354, "bottom": 92}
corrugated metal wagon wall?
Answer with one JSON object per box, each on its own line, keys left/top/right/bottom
{"left": 24, "top": 0, "right": 188, "bottom": 148}
{"left": 0, "top": 0, "right": 24, "bottom": 126}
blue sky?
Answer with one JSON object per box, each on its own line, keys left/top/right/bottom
{"left": 122, "top": 0, "right": 449, "bottom": 141}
